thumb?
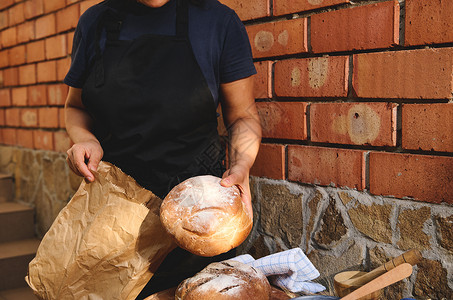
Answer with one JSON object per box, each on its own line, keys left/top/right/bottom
{"left": 220, "top": 173, "right": 239, "bottom": 187}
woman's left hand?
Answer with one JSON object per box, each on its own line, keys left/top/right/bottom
{"left": 220, "top": 164, "right": 253, "bottom": 219}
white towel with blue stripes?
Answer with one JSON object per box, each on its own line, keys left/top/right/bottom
{"left": 229, "top": 248, "right": 326, "bottom": 294}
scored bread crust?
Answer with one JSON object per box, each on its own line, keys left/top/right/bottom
{"left": 175, "top": 260, "right": 271, "bottom": 300}
{"left": 160, "top": 175, "right": 252, "bottom": 257}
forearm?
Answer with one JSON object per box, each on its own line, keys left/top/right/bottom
{"left": 227, "top": 115, "right": 261, "bottom": 172}
{"left": 64, "top": 87, "right": 98, "bottom": 144}
{"left": 65, "top": 106, "right": 98, "bottom": 144}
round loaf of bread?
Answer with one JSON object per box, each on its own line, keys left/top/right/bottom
{"left": 160, "top": 175, "right": 252, "bottom": 257}
{"left": 175, "top": 260, "right": 271, "bottom": 300}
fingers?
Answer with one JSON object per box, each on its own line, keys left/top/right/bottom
{"left": 66, "top": 145, "right": 95, "bottom": 182}
{"left": 220, "top": 170, "right": 253, "bottom": 218}
{"left": 86, "top": 150, "right": 102, "bottom": 174}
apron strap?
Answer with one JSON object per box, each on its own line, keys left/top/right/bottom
{"left": 176, "top": 0, "right": 189, "bottom": 38}
{"left": 94, "top": 8, "right": 125, "bottom": 87}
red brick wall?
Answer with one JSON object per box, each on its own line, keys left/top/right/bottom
{"left": 1, "top": 0, "right": 453, "bottom": 204}
{"left": 0, "top": 0, "right": 100, "bottom": 152}
{"left": 220, "top": 0, "right": 453, "bottom": 204}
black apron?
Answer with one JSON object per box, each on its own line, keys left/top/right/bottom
{"left": 81, "top": 0, "right": 235, "bottom": 297}
{"left": 82, "top": 0, "right": 225, "bottom": 199}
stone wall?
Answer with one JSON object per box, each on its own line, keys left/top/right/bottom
{"left": 0, "top": 145, "right": 81, "bottom": 237}
{"left": 239, "top": 176, "right": 453, "bottom": 299}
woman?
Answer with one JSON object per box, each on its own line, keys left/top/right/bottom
{"left": 64, "top": 0, "right": 261, "bottom": 297}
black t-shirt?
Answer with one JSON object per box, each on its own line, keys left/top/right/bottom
{"left": 64, "top": 0, "right": 256, "bottom": 105}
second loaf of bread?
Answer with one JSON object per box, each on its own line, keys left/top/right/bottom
{"left": 175, "top": 260, "right": 271, "bottom": 300}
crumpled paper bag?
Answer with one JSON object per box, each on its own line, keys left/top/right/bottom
{"left": 25, "top": 161, "right": 177, "bottom": 300}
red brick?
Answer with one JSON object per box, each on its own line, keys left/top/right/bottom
{"left": 0, "top": 109, "right": 5, "bottom": 125}
{"left": 311, "top": 1, "right": 399, "bottom": 53}
{"left": 67, "top": 31, "right": 74, "bottom": 54}
{"left": 370, "top": 152, "right": 453, "bottom": 204}
{"left": 20, "top": 108, "right": 38, "bottom": 127}
{"left": 48, "top": 84, "right": 68, "bottom": 105}
{"left": 4, "top": 67, "right": 19, "bottom": 86}
{"left": 1, "top": 26, "right": 17, "bottom": 48}
{"left": 5, "top": 108, "right": 20, "bottom": 126}
{"left": 0, "top": 70, "right": 3, "bottom": 87}
{"left": 17, "top": 21, "right": 35, "bottom": 44}
{"left": 80, "top": 0, "right": 102, "bottom": 15}
{"left": 219, "top": 0, "right": 270, "bottom": 21}
{"left": 288, "top": 145, "right": 365, "bottom": 190}
{"left": 8, "top": 3, "right": 25, "bottom": 26}
{"left": 26, "top": 40, "right": 45, "bottom": 63}
{"left": 402, "top": 103, "right": 453, "bottom": 152}
{"left": 257, "top": 101, "right": 307, "bottom": 140}
{"left": 59, "top": 107, "right": 65, "bottom": 128}
{"left": 43, "top": 1, "right": 66, "bottom": 13}
{"left": 54, "top": 130, "right": 71, "bottom": 152}
{"left": 35, "top": 14, "right": 56, "bottom": 39}
{"left": 311, "top": 102, "right": 397, "bottom": 146}
{"left": 250, "top": 143, "right": 285, "bottom": 179}
{"left": 37, "top": 61, "right": 57, "bottom": 83}
{"left": 353, "top": 48, "right": 453, "bottom": 99}
{"left": 0, "top": 0, "right": 14, "bottom": 10}
{"left": 274, "top": 0, "right": 349, "bottom": 16}
{"left": 0, "top": 50, "right": 9, "bottom": 68}
{"left": 56, "top": 4, "right": 80, "bottom": 33}
{"left": 246, "top": 18, "right": 308, "bottom": 58}
{"left": 17, "top": 129, "right": 34, "bottom": 148}
{"left": 56, "top": 56, "right": 71, "bottom": 81}
{"left": 2, "top": 128, "right": 17, "bottom": 145}
{"left": 0, "top": 11, "right": 8, "bottom": 31}
{"left": 405, "top": 0, "right": 453, "bottom": 46}
{"left": 8, "top": 45, "right": 26, "bottom": 66}
{"left": 58, "top": 107, "right": 66, "bottom": 128}
{"left": 38, "top": 107, "right": 59, "bottom": 128}
{"left": 0, "top": 89, "right": 11, "bottom": 107}
{"left": 33, "top": 129, "right": 54, "bottom": 150}
{"left": 18, "top": 64, "right": 36, "bottom": 85}
{"left": 28, "top": 85, "right": 47, "bottom": 106}
{"left": 254, "top": 61, "right": 272, "bottom": 99}
{"left": 274, "top": 56, "right": 349, "bottom": 98}
{"left": 24, "top": 0, "right": 44, "bottom": 19}
{"left": 11, "top": 87, "right": 27, "bottom": 106}
{"left": 45, "top": 34, "right": 67, "bottom": 59}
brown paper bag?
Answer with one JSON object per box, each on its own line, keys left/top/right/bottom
{"left": 25, "top": 161, "right": 177, "bottom": 300}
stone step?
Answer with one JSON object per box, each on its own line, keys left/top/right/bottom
{"left": 0, "top": 202, "right": 35, "bottom": 244}
{"left": 0, "top": 287, "right": 38, "bottom": 300}
{"left": 0, "top": 239, "right": 41, "bottom": 290}
{"left": 0, "top": 174, "right": 13, "bottom": 203}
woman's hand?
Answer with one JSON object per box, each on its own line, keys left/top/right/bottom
{"left": 66, "top": 139, "right": 104, "bottom": 182}
{"left": 220, "top": 164, "right": 253, "bottom": 218}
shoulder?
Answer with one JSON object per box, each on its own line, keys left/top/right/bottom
{"left": 76, "top": 1, "right": 111, "bottom": 34}
{"left": 191, "top": 0, "right": 236, "bottom": 22}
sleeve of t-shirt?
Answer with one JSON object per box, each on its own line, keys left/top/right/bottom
{"left": 219, "top": 12, "right": 256, "bottom": 83}
{"left": 64, "top": 8, "right": 99, "bottom": 88}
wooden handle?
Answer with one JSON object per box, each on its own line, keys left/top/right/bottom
{"left": 343, "top": 249, "right": 421, "bottom": 286}
{"left": 341, "top": 263, "right": 413, "bottom": 300}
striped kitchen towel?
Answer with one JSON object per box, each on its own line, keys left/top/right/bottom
{"left": 230, "top": 248, "right": 326, "bottom": 294}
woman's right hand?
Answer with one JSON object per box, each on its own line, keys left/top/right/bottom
{"left": 66, "top": 139, "right": 104, "bottom": 182}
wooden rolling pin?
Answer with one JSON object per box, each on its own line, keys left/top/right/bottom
{"left": 343, "top": 249, "right": 421, "bottom": 287}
